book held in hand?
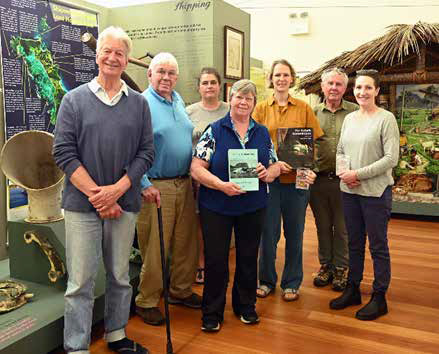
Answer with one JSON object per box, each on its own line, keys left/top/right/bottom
{"left": 276, "top": 128, "right": 314, "bottom": 169}
{"left": 228, "top": 149, "right": 259, "bottom": 192}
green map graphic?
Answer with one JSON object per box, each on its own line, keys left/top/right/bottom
{"left": 10, "top": 31, "right": 66, "bottom": 126}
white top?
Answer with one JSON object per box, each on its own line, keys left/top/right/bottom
{"left": 186, "top": 101, "right": 230, "bottom": 138}
{"left": 88, "top": 77, "right": 128, "bottom": 106}
{"left": 337, "top": 108, "right": 400, "bottom": 197}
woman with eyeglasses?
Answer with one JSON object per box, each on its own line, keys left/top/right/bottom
{"left": 329, "top": 69, "right": 399, "bottom": 320}
{"left": 191, "top": 79, "right": 285, "bottom": 332}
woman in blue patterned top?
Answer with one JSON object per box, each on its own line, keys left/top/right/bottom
{"left": 190, "top": 79, "right": 289, "bottom": 332}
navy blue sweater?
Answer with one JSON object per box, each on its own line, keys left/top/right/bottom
{"left": 53, "top": 84, "right": 154, "bottom": 212}
{"left": 199, "top": 115, "right": 271, "bottom": 216}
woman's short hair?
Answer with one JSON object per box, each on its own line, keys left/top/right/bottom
{"left": 197, "top": 67, "right": 221, "bottom": 86}
{"left": 229, "top": 79, "right": 257, "bottom": 104}
{"left": 321, "top": 67, "right": 349, "bottom": 86}
{"left": 149, "top": 52, "right": 179, "bottom": 74}
{"left": 268, "top": 59, "right": 296, "bottom": 88}
{"left": 356, "top": 69, "right": 380, "bottom": 88}
{"left": 97, "top": 26, "right": 132, "bottom": 57}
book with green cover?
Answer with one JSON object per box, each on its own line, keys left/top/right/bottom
{"left": 228, "top": 149, "right": 259, "bottom": 191}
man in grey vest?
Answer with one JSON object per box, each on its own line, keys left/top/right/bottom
{"left": 310, "top": 68, "right": 358, "bottom": 292}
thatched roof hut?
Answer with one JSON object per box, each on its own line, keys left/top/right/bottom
{"left": 299, "top": 21, "right": 439, "bottom": 105}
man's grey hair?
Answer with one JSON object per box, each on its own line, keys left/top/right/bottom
{"left": 321, "top": 67, "right": 348, "bottom": 86}
{"left": 229, "top": 79, "right": 257, "bottom": 103}
{"left": 97, "top": 26, "right": 132, "bottom": 57}
{"left": 149, "top": 52, "right": 179, "bottom": 74}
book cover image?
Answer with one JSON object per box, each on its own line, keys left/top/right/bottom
{"left": 276, "top": 128, "right": 314, "bottom": 168}
{"left": 228, "top": 149, "right": 259, "bottom": 191}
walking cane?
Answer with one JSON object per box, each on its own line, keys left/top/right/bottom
{"left": 157, "top": 206, "right": 174, "bottom": 354}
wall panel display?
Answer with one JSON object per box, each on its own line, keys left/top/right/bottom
{"left": 394, "top": 84, "right": 439, "bottom": 205}
{"left": 0, "top": 0, "right": 98, "bottom": 139}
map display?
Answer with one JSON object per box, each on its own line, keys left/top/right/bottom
{"left": 0, "top": 0, "right": 98, "bottom": 139}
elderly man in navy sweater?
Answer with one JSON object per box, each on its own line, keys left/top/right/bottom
{"left": 53, "top": 26, "right": 153, "bottom": 354}
{"left": 135, "top": 52, "right": 201, "bottom": 326}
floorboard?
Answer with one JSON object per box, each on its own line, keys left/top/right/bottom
{"left": 79, "top": 208, "right": 439, "bottom": 353}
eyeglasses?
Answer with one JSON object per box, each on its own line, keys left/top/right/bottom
{"left": 155, "top": 69, "right": 177, "bottom": 78}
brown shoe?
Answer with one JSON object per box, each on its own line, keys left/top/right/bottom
{"left": 136, "top": 306, "right": 165, "bottom": 326}
{"left": 168, "top": 293, "right": 202, "bottom": 308}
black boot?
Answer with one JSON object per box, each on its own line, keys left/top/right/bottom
{"left": 355, "top": 292, "right": 388, "bottom": 321}
{"left": 329, "top": 283, "right": 362, "bottom": 310}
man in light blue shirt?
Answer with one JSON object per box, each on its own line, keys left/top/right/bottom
{"left": 135, "top": 53, "right": 201, "bottom": 326}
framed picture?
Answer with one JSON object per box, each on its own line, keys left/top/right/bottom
{"left": 224, "top": 82, "right": 233, "bottom": 102}
{"left": 224, "top": 26, "right": 244, "bottom": 79}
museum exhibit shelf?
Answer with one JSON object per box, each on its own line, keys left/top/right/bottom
{"left": 0, "top": 253, "right": 140, "bottom": 354}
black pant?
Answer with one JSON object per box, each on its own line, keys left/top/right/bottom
{"left": 342, "top": 186, "right": 392, "bottom": 293}
{"left": 200, "top": 206, "right": 265, "bottom": 322}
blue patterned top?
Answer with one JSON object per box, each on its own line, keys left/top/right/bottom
{"left": 194, "top": 117, "right": 278, "bottom": 163}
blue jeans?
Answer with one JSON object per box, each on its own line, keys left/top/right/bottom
{"left": 342, "top": 187, "right": 392, "bottom": 293}
{"left": 258, "top": 180, "right": 310, "bottom": 290}
{"left": 64, "top": 210, "right": 137, "bottom": 353}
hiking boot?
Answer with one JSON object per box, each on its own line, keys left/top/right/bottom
{"left": 329, "top": 283, "right": 362, "bottom": 310}
{"left": 313, "top": 264, "right": 334, "bottom": 287}
{"left": 168, "top": 293, "right": 202, "bottom": 309}
{"left": 356, "top": 292, "right": 388, "bottom": 321}
{"left": 332, "top": 267, "right": 348, "bottom": 292}
{"left": 136, "top": 306, "right": 165, "bottom": 326}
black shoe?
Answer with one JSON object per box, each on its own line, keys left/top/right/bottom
{"left": 201, "top": 319, "right": 221, "bottom": 332}
{"left": 329, "top": 283, "right": 362, "bottom": 310}
{"left": 239, "top": 310, "right": 260, "bottom": 325}
{"left": 355, "top": 292, "right": 388, "bottom": 321}
{"left": 168, "top": 293, "right": 202, "bottom": 309}
{"left": 136, "top": 306, "right": 165, "bottom": 326}
{"left": 108, "top": 337, "right": 149, "bottom": 353}
{"left": 313, "top": 264, "right": 334, "bottom": 287}
{"left": 332, "top": 266, "right": 348, "bottom": 292}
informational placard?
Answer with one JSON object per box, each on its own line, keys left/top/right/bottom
{"left": 0, "top": 0, "right": 98, "bottom": 139}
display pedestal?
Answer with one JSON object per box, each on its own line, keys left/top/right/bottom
{"left": 0, "top": 219, "right": 141, "bottom": 354}
{"left": 392, "top": 200, "right": 439, "bottom": 216}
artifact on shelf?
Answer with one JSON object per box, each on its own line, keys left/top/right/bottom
{"left": 24, "top": 231, "right": 66, "bottom": 283}
{"left": 0, "top": 281, "right": 34, "bottom": 313}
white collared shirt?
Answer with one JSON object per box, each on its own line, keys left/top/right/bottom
{"left": 88, "top": 77, "right": 129, "bottom": 106}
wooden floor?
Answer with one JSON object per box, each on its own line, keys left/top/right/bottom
{"left": 87, "top": 208, "right": 439, "bottom": 354}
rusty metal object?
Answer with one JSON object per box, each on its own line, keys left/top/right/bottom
{"left": 0, "top": 281, "right": 34, "bottom": 313}
{"left": 24, "top": 231, "right": 66, "bottom": 283}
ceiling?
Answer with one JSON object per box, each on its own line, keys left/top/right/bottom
{"left": 83, "top": 0, "right": 439, "bottom": 9}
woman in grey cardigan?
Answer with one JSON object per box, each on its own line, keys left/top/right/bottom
{"left": 329, "top": 69, "right": 399, "bottom": 320}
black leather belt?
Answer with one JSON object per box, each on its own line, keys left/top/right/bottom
{"left": 151, "top": 174, "right": 189, "bottom": 180}
{"left": 317, "top": 171, "right": 337, "bottom": 179}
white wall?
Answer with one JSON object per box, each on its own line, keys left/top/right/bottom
{"left": 248, "top": 5, "right": 439, "bottom": 75}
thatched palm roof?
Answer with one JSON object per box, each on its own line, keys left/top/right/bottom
{"left": 299, "top": 22, "right": 439, "bottom": 94}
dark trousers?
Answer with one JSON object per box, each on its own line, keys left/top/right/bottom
{"left": 342, "top": 187, "right": 392, "bottom": 293}
{"left": 199, "top": 206, "right": 265, "bottom": 322}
